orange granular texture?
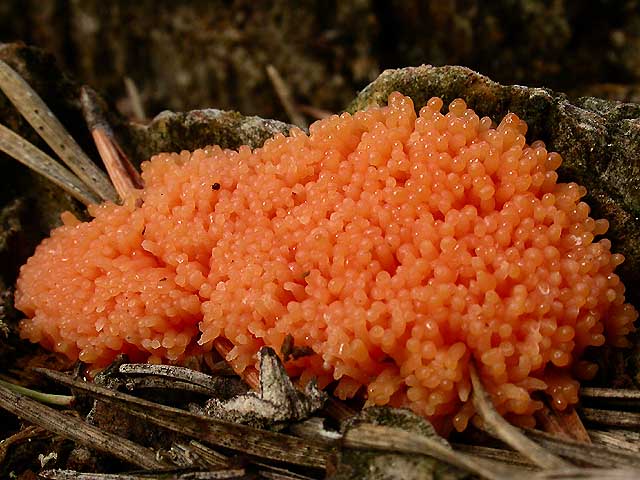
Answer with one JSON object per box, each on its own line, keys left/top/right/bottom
{"left": 15, "top": 93, "right": 637, "bottom": 431}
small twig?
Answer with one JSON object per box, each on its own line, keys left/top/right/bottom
{"left": 175, "top": 440, "right": 229, "bottom": 468}
{"left": 253, "top": 460, "right": 319, "bottom": 480}
{"left": 296, "top": 104, "right": 332, "bottom": 120}
{"left": 212, "top": 337, "right": 260, "bottom": 390}
{"left": 201, "top": 352, "right": 236, "bottom": 376}
{"left": 536, "top": 403, "right": 591, "bottom": 443}
{"left": 0, "top": 378, "right": 74, "bottom": 406}
{"left": 81, "top": 86, "right": 143, "bottom": 201}
{"left": 124, "top": 76, "right": 147, "bottom": 122}
{"left": 0, "top": 425, "right": 50, "bottom": 464}
{"left": 580, "top": 408, "right": 640, "bottom": 428}
{"left": 122, "top": 376, "right": 220, "bottom": 396}
{"left": 40, "top": 469, "right": 247, "bottom": 479}
{"left": 0, "top": 59, "right": 117, "bottom": 203}
{"left": 469, "top": 362, "right": 570, "bottom": 470}
{"left": 288, "top": 417, "right": 342, "bottom": 446}
{"left": 0, "top": 123, "right": 99, "bottom": 205}
{"left": 342, "top": 423, "right": 514, "bottom": 480}
{"left": 0, "top": 382, "right": 167, "bottom": 469}
{"left": 119, "top": 364, "right": 223, "bottom": 393}
{"left": 322, "top": 396, "right": 357, "bottom": 423}
{"left": 524, "top": 428, "right": 640, "bottom": 469}
{"left": 452, "top": 443, "right": 538, "bottom": 470}
{"left": 266, "top": 65, "right": 307, "bottom": 129}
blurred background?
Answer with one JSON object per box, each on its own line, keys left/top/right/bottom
{"left": 1, "top": 0, "right": 639, "bottom": 123}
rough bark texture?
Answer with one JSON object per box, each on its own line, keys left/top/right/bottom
{"left": 1, "top": 1, "right": 640, "bottom": 124}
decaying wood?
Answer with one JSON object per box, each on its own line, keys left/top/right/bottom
{"left": 1, "top": 359, "right": 639, "bottom": 479}
{"left": 0, "top": 382, "right": 167, "bottom": 469}
{"left": 201, "top": 347, "right": 326, "bottom": 428}
{"left": 469, "top": 362, "right": 570, "bottom": 470}
{"left": 342, "top": 422, "right": 515, "bottom": 480}
{"left": 36, "top": 367, "right": 332, "bottom": 469}
{"left": 0, "top": 59, "right": 117, "bottom": 202}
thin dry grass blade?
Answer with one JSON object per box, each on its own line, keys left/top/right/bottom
{"left": 0, "top": 382, "right": 167, "bottom": 469}
{"left": 469, "top": 362, "right": 570, "bottom": 470}
{"left": 0, "top": 378, "right": 73, "bottom": 406}
{"left": 266, "top": 64, "right": 307, "bottom": 129}
{"left": 0, "top": 59, "right": 117, "bottom": 202}
{"left": 81, "top": 86, "right": 143, "bottom": 200}
{"left": 90, "top": 128, "right": 139, "bottom": 200}
{"left": 124, "top": 77, "right": 147, "bottom": 123}
{"left": 0, "top": 123, "right": 99, "bottom": 205}
{"left": 297, "top": 104, "right": 332, "bottom": 120}
{"left": 36, "top": 368, "right": 331, "bottom": 469}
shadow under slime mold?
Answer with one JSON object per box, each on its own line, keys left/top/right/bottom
{"left": 1, "top": 44, "right": 640, "bottom": 478}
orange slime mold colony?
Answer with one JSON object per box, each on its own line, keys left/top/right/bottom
{"left": 15, "top": 93, "right": 637, "bottom": 430}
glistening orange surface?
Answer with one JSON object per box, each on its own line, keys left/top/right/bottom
{"left": 15, "top": 93, "right": 637, "bottom": 431}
